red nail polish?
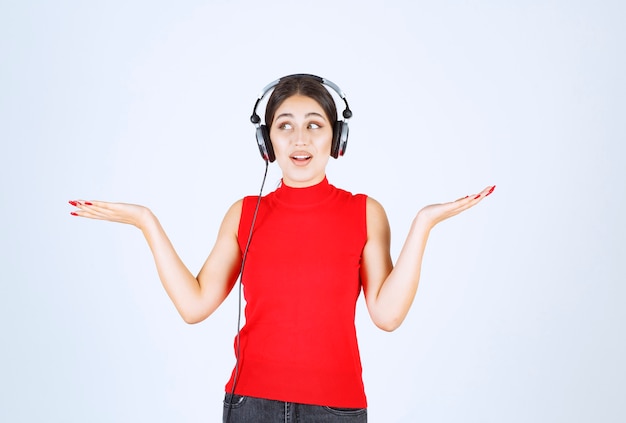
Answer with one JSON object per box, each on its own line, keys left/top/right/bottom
{"left": 69, "top": 200, "right": 78, "bottom": 206}
{"left": 85, "top": 202, "right": 93, "bottom": 206}
{"left": 474, "top": 194, "right": 481, "bottom": 199}
{"left": 70, "top": 212, "right": 78, "bottom": 216}
{"left": 486, "top": 185, "right": 496, "bottom": 196}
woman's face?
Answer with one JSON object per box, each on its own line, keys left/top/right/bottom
{"left": 269, "top": 94, "right": 333, "bottom": 188}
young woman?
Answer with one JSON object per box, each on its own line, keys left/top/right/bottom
{"left": 69, "top": 74, "right": 495, "bottom": 422}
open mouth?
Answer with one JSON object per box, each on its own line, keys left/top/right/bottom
{"left": 290, "top": 151, "right": 313, "bottom": 165}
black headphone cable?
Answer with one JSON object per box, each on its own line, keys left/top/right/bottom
{"left": 225, "top": 159, "right": 269, "bottom": 422}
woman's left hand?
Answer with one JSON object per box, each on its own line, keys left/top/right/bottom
{"left": 416, "top": 185, "right": 495, "bottom": 230}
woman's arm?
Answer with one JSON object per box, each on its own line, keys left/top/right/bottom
{"left": 69, "top": 199, "right": 243, "bottom": 324}
{"left": 360, "top": 185, "right": 495, "bottom": 332}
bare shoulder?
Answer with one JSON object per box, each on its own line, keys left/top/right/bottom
{"left": 218, "top": 199, "right": 244, "bottom": 233}
{"left": 366, "top": 196, "right": 390, "bottom": 225}
{"left": 365, "top": 197, "right": 390, "bottom": 238}
{"left": 225, "top": 198, "right": 244, "bottom": 217}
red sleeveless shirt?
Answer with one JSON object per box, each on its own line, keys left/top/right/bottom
{"left": 225, "top": 177, "right": 368, "bottom": 408}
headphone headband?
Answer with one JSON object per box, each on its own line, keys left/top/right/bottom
{"left": 250, "top": 74, "right": 352, "bottom": 125}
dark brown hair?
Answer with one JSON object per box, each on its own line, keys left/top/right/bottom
{"left": 264, "top": 75, "right": 338, "bottom": 130}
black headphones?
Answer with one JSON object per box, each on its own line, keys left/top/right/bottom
{"left": 250, "top": 74, "right": 353, "bottom": 162}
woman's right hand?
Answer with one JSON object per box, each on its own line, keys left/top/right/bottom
{"left": 69, "top": 200, "right": 152, "bottom": 229}
{"left": 68, "top": 198, "right": 243, "bottom": 323}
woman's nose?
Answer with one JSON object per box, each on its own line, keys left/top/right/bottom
{"left": 293, "top": 128, "right": 308, "bottom": 145}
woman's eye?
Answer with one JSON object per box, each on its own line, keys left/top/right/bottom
{"left": 278, "top": 123, "right": 292, "bottom": 130}
{"left": 308, "top": 122, "right": 321, "bottom": 129}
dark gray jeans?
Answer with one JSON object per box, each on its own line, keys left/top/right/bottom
{"left": 223, "top": 394, "right": 367, "bottom": 423}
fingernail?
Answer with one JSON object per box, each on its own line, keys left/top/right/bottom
{"left": 85, "top": 202, "right": 93, "bottom": 206}
{"left": 70, "top": 212, "right": 79, "bottom": 216}
{"left": 486, "top": 185, "right": 496, "bottom": 196}
{"left": 474, "top": 194, "right": 481, "bottom": 199}
{"left": 69, "top": 200, "right": 78, "bottom": 206}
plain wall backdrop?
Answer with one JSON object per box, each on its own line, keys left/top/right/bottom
{"left": 1, "top": 1, "right": 624, "bottom": 422}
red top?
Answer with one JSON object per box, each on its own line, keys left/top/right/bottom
{"left": 225, "top": 177, "right": 368, "bottom": 407}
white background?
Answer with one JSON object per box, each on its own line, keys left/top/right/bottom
{"left": 1, "top": 1, "right": 624, "bottom": 422}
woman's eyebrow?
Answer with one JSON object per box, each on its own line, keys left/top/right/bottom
{"left": 274, "top": 113, "right": 294, "bottom": 120}
{"left": 305, "top": 112, "right": 327, "bottom": 120}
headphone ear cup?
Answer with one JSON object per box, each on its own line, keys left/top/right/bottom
{"left": 256, "top": 125, "right": 276, "bottom": 162}
{"left": 331, "top": 121, "right": 349, "bottom": 158}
